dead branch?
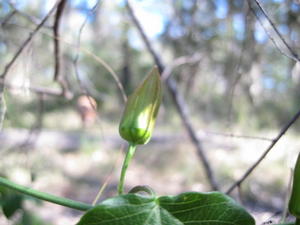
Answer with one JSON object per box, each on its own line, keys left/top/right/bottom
{"left": 0, "top": 79, "right": 62, "bottom": 96}
{"left": 72, "top": 0, "right": 103, "bottom": 100}
{"left": 0, "top": 1, "right": 59, "bottom": 131}
{"left": 0, "top": 1, "right": 59, "bottom": 80}
{"left": 53, "top": 0, "right": 71, "bottom": 98}
{"left": 248, "top": 0, "right": 300, "bottom": 62}
{"left": 53, "top": 0, "right": 67, "bottom": 81}
{"left": 203, "top": 130, "right": 273, "bottom": 142}
{"left": 3, "top": 21, "right": 126, "bottom": 102}
{"left": 226, "top": 107, "right": 300, "bottom": 194}
{"left": 125, "top": 0, "right": 219, "bottom": 190}
{"left": 161, "top": 53, "right": 202, "bottom": 80}
{"left": 71, "top": 0, "right": 110, "bottom": 133}
{"left": 5, "top": 2, "right": 52, "bottom": 28}
{"left": 72, "top": 0, "right": 127, "bottom": 103}
{"left": 0, "top": 9, "right": 17, "bottom": 27}
{"left": 226, "top": 5, "right": 252, "bottom": 126}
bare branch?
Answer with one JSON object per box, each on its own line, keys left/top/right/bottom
{"left": 3, "top": 21, "right": 126, "bottom": 102}
{"left": 0, "top": 78, "right": 62, "bottom": 96}
{"left": 5, "top": 2, "right": 52, "bottom": 28}
{"left": 0, "top": 1, "right": 59, "bottom": 81}
{"left": 0, "top": 1, "right": 59, "bottom": 130}
{"left": 0, "top": 9, "right": 17, "bottom": 27}
{"left": 80, "top": 47, "right": 127, "bottom": 103}
{"left": 125, "top": 1, "right": 164, "bottom": 70}
{"left": 226, "top": 6, "right": 252, "bottom": 126}
{"left": 226, "top": 107, "right": 300, "bottom": 194}
{"left": 161, "top": 53, "right": 202, "bottom": 81}
{"left": 53, "top": 0, "right": 67, "bottom": 81}
{"left": 248, "top": 0, "right": 300, "bottom": 62}
{"left": 204, "top": 130, "right": 273, "bottom": 142}
{"left": 72, "top": 0, "right": 127, "bottom": 103}
{"left": 52, "top": 0, "right": 71, "bottom": 98}
{"left": 72, "top": 0, "right": 103, "bottom": 100}
{"left": 125, "top": 0, "right": 219, "bottom": 190}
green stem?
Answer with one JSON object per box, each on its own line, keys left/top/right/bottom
{"left": 129, "top": 185, "right": 156, "bottom": 197}
{"left": 0, "top": 177, "right": 92, "bottom": 211}
{"left": 296, "top": 218, "right": 300, "bottom": 225}
{"left": 118, "top": 143, "right": 137, "bottom": 195}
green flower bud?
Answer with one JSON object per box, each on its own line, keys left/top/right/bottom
{"left": 289, "top": 152, "right": 300, "bottom": 218}
{"left": 119, "top": 66, "right": 162, "bottom": 145}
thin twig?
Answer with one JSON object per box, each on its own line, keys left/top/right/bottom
{"left": 125, "top": 0, "right": 219, "bottom": 190}
{"left": 0, "top": 79, "right": 62, "bottom": 96}
{"left": 226, "top": 6, "right": 251, "bottom": 126}
{"left": 72, "top": 0, "right": 127, "bottom": 102}
{"left": 3, "top": 22, "right": 126, "bottom": 102}
{"left": 53, "top": 0, "right": 70, "bottom": 97}
{"left": 204, "top": 130, "right": 273, "bottom": 142}
{"left": 226, "top": 107, "right": 300, "bottom": 194}
{"left": 0, "top": 1, "right": 59, "bottom": 133}
{"left": 71, "top": 0, "right": 127, "bottom": 103}
{"left": 53, "top": 0, "right": 67, "bottom": 81}
{"left": 0, "top": 9, "right": 17, "bottom": 27}
{"left": 72, "top": 0, "right": 110, "bottom": 148}
{"left": 162, "top": 53, "right": 202, "bottom": 80}
{"left": 125, "top": 1, "right": 164, "bottom": 70}
{"left": 248, "top": 0, "right": 300, "bottom": 62}
{"left": 73, "top": 0, "right": 103, "bottom": 100}
{"left": 248, "top": 3, "right": 291, "bottom": 60}
{"left": 80, "top": 47, "right": 127, "bottom": 103}
{"left": 0, "top": 1, "right": 59, "bottom": 80}
{"left": 6, "top": 2, "right": 52, "bottom": 28}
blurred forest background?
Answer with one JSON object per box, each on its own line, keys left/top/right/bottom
{"left": 0, "top": 0, "right": 300, "bottom": 224}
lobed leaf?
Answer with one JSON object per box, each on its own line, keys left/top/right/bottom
{"left": 77, "top": 192, "right": 255, "bottom": 225}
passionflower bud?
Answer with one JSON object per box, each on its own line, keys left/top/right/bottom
{"left": 119, "top": 66, "right": 162, "bottom": 145}
{"left": 289, "top": 152, "right": 300, "bottom": 218}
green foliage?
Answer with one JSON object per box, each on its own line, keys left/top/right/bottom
{"left": 0, "top": 186, "right": 51, "bottom": 225}
{"left": 0, "top": 186, "right": 23, "bottom": 218}
{"left": 289, "top": 153, "right": 300, "bottom": 218}
{"left": 77, "top": 192, "right": 255, "bottom": 225}
{"left": 1, "top": 192, "right": 23, "bottom": 218}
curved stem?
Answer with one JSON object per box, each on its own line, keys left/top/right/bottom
{"left": 118, "top": 143, "right": 137, "bottom": 195}
{"left": 129, "top": 185, "right": 156, "bottom": 197}
{"left": 0, "top": 177, "right": 92, "bottom": 211}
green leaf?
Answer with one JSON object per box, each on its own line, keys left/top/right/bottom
{"left": 77, "top": 192, "right": 255, "bottom": 225}
{"left": 1, "top": 194, "right": 23, "bottom": 218}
